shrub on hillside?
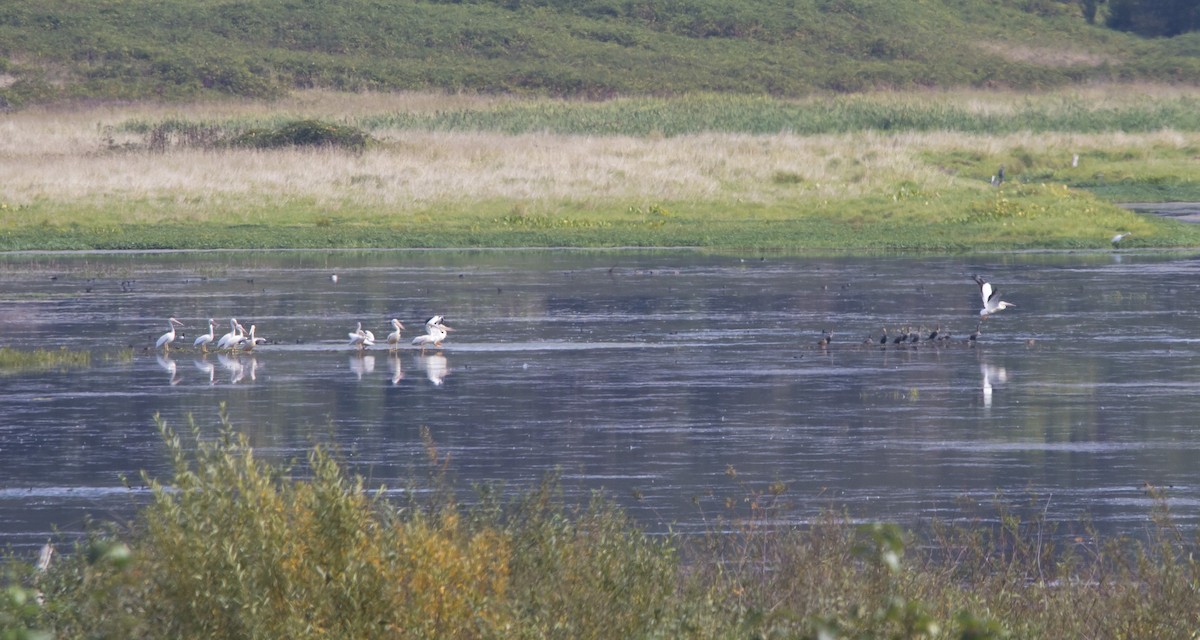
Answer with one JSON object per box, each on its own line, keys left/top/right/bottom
{"left": 230, "top": 119, "right": 372, "bottom": 151}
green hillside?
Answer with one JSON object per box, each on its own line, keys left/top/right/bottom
{"left": 2, "top": 0, "right": 1199, "bottom": 107}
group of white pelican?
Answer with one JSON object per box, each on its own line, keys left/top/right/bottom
{"left": 155, "top": 315, "right": 453, "bottom": 354}
{"left": 347, "top": 315, "right": 453, "bottom": 353}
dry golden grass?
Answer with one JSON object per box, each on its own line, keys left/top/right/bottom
{"left": 2, "top": 89, "right": 1200, "bottom": 227}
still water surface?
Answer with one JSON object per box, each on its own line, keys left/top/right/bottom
{"left": 2, "top": 249, "right": 1199, "bottom": 550}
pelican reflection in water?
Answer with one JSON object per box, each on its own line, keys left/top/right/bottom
{"left": 156, "top": 354, "right": 181, "bottom": 385}
{"left": 350, "top": 354, "right": 376, "bottom": 380}
{"left": 387, "top": 354, "right": 404, "bottom": 385}
{"left": 416, "top": 353, "right": 449, "bottom": 386}
{"left": 217, "top": 352, "right": 248, "bottom": 384}
{"left": 980, "top": 362, "right": 1008, "bottom": 409}
{"left": 193, "top": 357, "right": 216, "bottom": 385}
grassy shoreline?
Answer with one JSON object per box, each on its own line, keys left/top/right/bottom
{"left": 4, "top": 89, "right": 1200, "bottom": 253}
{"left": 3, "top": 419, "right": 1198, "bottom": 638}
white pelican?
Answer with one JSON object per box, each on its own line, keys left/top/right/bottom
{"left": 239, "top": 324, "right": 266, "bottom": 351}
{"left": 216, "top": 318, "right": 245, "bottom": 350}
{"left": 193, "top": 319, "right": 216, "bottom": 353}
{"left": 972, "top": 275, "right": 1015, "bottom": 318}
{"left": 412, "top": 317, "right": 452, "bottom": 353}
{"left": 386, "top": 319, "right": 406, "bottom": 351}
{"left": 349, "top": 322, "right": 375, "bottom": 350}
{"left": 156, "top": 317, "right": 185, "bottom": 352}
{"left": 1111, "top": 232, "right": 1132, "bottom": 247}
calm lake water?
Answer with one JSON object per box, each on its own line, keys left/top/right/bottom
{"left": 2, "top": 249, "right": 1200, "bottom": 551}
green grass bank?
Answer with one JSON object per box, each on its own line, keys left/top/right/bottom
{"left": 4, "top": 90, "right": 1200, "bottom": 253}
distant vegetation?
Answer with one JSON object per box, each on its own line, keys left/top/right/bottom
{"left": 0, "top": 346, "right": 90, "bottom": 373}
{"left": 4, "top": 90, "right": 1200, "bottom": 252}
{"left": 3, "top": 415, "right": 1200, "bottom": 638}
{"left": 3, "top": 0, "right": 1200, "bottom": 107}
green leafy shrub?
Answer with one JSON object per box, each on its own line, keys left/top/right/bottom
{"left": 230, "top": 119, "right": 372, "bottom": 151}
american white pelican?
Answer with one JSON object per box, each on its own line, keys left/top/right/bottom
{"left": 193, "top": 319, "right": 216, "bottom": 353}
{"left": 156, "top": 317, "right": 185, "bottom": 352}
{"left": 1112, "top": 232, "right": 1132, "bottom": 247}
{"left": 386, "top": 319, "right": 406, "bottom": 351}
{"left": 412, "top": 316, "right": 452, "bottom": 353}
{"left": 239, "top": 324, "right": 266, "bottom": 351}
{"left": 216, "top": 319, "right": 245, "bottom": 350}
{"left": 972, "top": 275, "right": 1015, "bottom": 318}
{"left": 349, "top": 322, "right": 375, "bottom": 350}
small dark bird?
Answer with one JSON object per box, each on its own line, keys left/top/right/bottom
{"left": 879, "top": 328, "right": 889, "bottom": 345}
{"left": 817, "top": 329, "right": 834, "bottom": 348}
{"left": 927, "top": 324, "right": 941, "bottom": 341}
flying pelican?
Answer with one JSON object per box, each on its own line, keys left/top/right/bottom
{"left": 1111, "top": 232, "right": 1132, "bottom": 247}
{"left": 412, "top": 316, "right": 452, "bottom": 353}
{"left": 216, "top": 319, "right": 245, "bottom": 350}
{"left": 972, "top": 275, "right": 1015, "bottom": 318}
{"left": 156, "top": 317, "right": 185, "bottom": 352}
{"left": 239, "top": 325, "right": 265, "bottom": 351}
{"left": 386, "top": 319, "right": 406, "bottom": 351}
{"left": 193, "top": 319, "right": 216, "bottom": 353}
{"left": 349, "top": 322, "right": 375, "bottom": 351}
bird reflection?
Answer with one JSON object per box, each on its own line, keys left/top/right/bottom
{"left": 193, "top": 357, "right": 216, "bottom": 385}
{"left": 387, "top": 354, "right": 404, "bottom": 385}
{"left": 416, "top": 353, "right": 449, "bottom": 386}
{"left": 980, "top": 362, "right": 1008, "bottom": 409}
{"left": 350, "top": 354, "right": 376, "bottom": 381}
{"left": 218, "top": 352, "right": 245, "bottom": 384}
{"left": 156, "top": 354, "right": 181, "bottom": 386}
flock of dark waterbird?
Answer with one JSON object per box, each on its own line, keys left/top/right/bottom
{"left": 816, "top": 273, "right": 1014, "bottom": 350}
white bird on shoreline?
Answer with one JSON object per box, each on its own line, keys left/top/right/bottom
{"left": 156, "top": 317, "right": 184, "bottom": 352}
{"left": 386, "top": 318, "right": 406, "bottom": 351}
{"left": 412, "top": 316, "right": 452, "bottom": 353}
{"left": 349, "top": 322, "right": 375, "bottom": 350}
{"left": 239, "top": 324, "right": 265, "bottom": 351}
{"left": 1112, "top": 232, "right": 1132, "bottom": 247}
{"left": 216, "top": 318, "right": 245, "bottom": 350}
{"left": 193, "top": 319, "right": 216, "bottom": 353}
{"left": 972, "top": 275, "right": 1015, "bottom": 319}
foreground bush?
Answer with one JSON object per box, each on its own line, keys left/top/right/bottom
{"left": 3, "top": 412, "right": 1199, "bottom": 638}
